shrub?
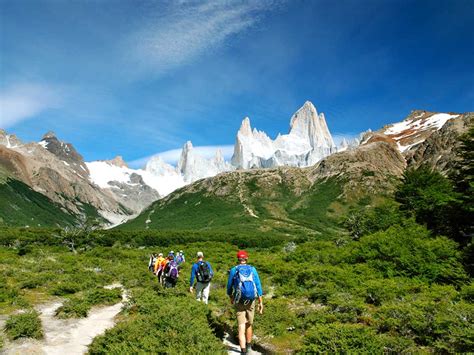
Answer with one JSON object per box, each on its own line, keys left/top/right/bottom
{"left": 350, "top": 223, "right": 467, "bottom": 283}
{"left": 55, "top": 298, "right": 90, "bottom": 318}
{"left": 86, "top": 287, "right": 122, "bottom": 306}
{"left": 88, "top": 288, "right": 224, "bottom": 354}
{"left": 4, "top": 311, "right": 43, "bottom": 340}
{"left": 460, "top": 282, "right": 474, "bottom": 302}
{"left": 51, "top": 282, "right": 82, "bottom": 296}
{"left": 300, "top": 323, "right": 385, "bottom": 353}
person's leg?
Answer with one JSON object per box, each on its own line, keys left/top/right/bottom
{"left": 246, "top": 324, "right": 252, "bottom": 350}
{"left": 236, "top": 304, "right": 247, "bottom": 352}
{"left": 202, "top": 282, "right": 210, "bottom": 304}
{"left": 245, "top": 302, "right": 255, "bottom": 350}
{"left": 238, "top": 323, "right": 247, "bottom": 350}
{"left": 196, "top": 282, "right": 204, "bottom": 301}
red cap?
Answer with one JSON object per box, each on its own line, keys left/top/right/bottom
{"left": 237, "top": 250, "right": 249, "bottom": 259}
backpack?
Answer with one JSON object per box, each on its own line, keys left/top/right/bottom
{"left": 176, "top": 255, "right": 184, "bottom": 265}
{"left": 197, "top": 261, "right": 212, "bottom": 283}
{"left": 233, "top": 265, "right": 257, "bottom": 303}
{"left": 166, "top": 261, "right": 179, "bottom": 280}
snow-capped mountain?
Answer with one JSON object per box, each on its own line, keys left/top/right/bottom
{"left": 177, "top": 141, "right": 232, "bottom": 182}
{"left": 232, "top": 101, "right": 337, "bottom": 169}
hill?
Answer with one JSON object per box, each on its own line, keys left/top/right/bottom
{"left": 0, "top": 167, "right": 78, "bottom": 227}
{"left": 121, "top": 111, "right": 472, "bottom": 235}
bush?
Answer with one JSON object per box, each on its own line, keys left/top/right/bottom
{"left": 51, "top": 282, "right": 82, "bottom": 296}
{"left": 88, "top": 288, "right": 224, "bottom": 353}
{"left": 300, "top": 323, "right": 385, "bottom": 353}
{"left": 461, "top": 282, "right": 474, "bottom": 302}
{"left": 86, "top": 287, "right": 122, "bottom": 306}
{"left": 350, "top": 223, "right": 467, "bottom": 283}
{"left": 4, "top": 311, "right": 43, "bottom": 340}
{"left": 55, "top": 297, "right": 90, "bottom": 318}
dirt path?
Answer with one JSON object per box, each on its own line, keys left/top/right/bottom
{"left": 2, "top": 284, "right": 127, "bottom": 355}
{"left": 223, "top": 332, "right": 262, "bottom": 355}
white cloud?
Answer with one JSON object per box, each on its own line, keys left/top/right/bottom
{"left": 129, "top": 1, "right": 279, "bottom": 74}
{"left": 0, "top": 84, "right": 62, "bottom": 128}
{"left": 128, "top": 144, "right": 234, "bottom": 168}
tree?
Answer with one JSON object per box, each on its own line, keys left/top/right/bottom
{"left": 395, "top": 167, "right": 459, "bottom": 238}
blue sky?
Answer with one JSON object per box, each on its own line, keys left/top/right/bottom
{"left": 1, "top": 0, "right": 473, "bottom": 167}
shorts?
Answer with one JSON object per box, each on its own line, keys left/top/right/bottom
{"left": 235, "top": 300, "right": 255, "bottom": 326}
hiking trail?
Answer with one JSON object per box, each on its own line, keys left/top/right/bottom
{"left": 2, "top": 283, "right": 127, "bottom": 355}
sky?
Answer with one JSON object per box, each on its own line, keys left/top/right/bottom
{"left": 1, "top": 0, "right": 473, "bottom": 167}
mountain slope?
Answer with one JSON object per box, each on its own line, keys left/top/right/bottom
{"left": 0, "top": 168, "right": 78, "bottom": 227}
{"left": 120, "top": 141, "right": 406, "bottom": 236}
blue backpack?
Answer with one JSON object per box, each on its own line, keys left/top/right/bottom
{"left": 233, "top": 265, "right": 257, "bottom": 303}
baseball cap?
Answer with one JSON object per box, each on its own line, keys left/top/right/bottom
{"left": 237, "top": 250, "right": 248, "bottom": 259}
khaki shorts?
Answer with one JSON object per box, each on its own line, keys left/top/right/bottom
{"left": 235, "top": 300, "right": 255, "bottom": 326}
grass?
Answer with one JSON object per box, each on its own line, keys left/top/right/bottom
{"left": 120, "top": 176, "right": 348, "bottom": 241}
{"left": 0, "top": 178, "right": 77, "bottom": 227}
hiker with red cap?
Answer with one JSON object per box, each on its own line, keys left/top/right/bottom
{"left": 226, "top": 250, "right": 263, "bottom": 355}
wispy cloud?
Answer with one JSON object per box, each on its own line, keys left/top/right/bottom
{"left": 128, "top": 1, "right": 279, "bottom": 74}
{"left": 128, "top": 144, "right": 234, "bottom": 168}
{"left": 0, "top": 84, "right": 62, "bottom": 128}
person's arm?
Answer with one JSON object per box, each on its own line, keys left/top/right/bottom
{"left": 227, "top": 267, "right": 235, "bottom": 300}
{"left": 189, "top": 263, "right": 197, "bottom": 288}
{"left": 253, "top": 267, "right": 264, "bottom": 314}
{"left": 208, "top": 262, "right": 214, "bottom": 277}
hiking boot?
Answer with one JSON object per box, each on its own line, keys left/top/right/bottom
{"left": 246, "top": 343, "right": 252, "bottom": 353}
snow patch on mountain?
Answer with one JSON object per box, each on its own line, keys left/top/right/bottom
{"left": 383, "top": 112, "right": 459, "bottom": 152}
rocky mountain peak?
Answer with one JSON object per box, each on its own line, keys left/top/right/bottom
{"left": 289, "top": 101, "right": 335, "bottom": 149}
{"left": 42, "top": 131, "right": 57, "bottom": 140}
{"left": 39, "top": 131, "right": 89, "bottom": 178}
{"left": 239, "top": 117, "right": 252, "bottom": 136}
{"left": 106, "top": 156, "right": 128, "bottom": 168}
{"left": 0, "top": 130, "right": 22, "bottom": 148}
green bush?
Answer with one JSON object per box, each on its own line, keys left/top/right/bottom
{"left": 461, "top": 282, "right": 474, "bottom": 302}
{"left": 88, "top": 288, "right": 224, "bottom": 354}
{"left": 55, "top": 297, "right": 90, "bottom": 318}
{"left": 300, "top": 323, "right": 385, "bottom": 353}
{"left": 351, "top": 223, "right": 467, "bottom": 283}
{"left": 4, "top": 311, "right": 43, "bottom": 340}
{"left": 51, "top": 282, "right": 82, "bottom": 296}
{"left": 86, "top": 287, "right": 122, "bottom": 306}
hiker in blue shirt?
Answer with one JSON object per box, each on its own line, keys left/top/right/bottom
{"left": 189, "top": 251, "right": 213, "bottom": 304}
{"left": 227, "top": 250, "right": 263, "bottom": 354}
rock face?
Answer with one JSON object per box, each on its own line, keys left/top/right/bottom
{"left": 0, "top": 133, "right": 134, "bottom": 225}
{"left": 231, "top": 101, "right": 337, "bottom": 169}
{"left": 40, "top": 132, "right": 90, "bottom": 179}
{"left": 404, "top": 113, "right": 473, "bottom": 173}
{"left": 177, "top": 141, "right": 232, "bottom": 182}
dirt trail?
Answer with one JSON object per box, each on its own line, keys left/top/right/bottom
{"left": 223, "top": 332, "right": 262, "bottom": 355}
{"left": 2, "top": 284, "right": 127, "bottom": 355}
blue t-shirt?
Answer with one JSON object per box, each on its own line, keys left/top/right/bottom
{"left": 226, "top": 264, "right": 263, "bottom": 297}
{"left": 190, "top": 261, "right": 214, "bottom": 286}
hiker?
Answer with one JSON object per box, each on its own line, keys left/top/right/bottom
{"left": 227, "top": 250, "right": 263, "bottom": 355}
{"left": 148, "top": 253, "right": 156, "bottom": 272}
{"left": 176, "top": 250, "right": 186, "bottom": 265}
{"left": 154, "top": 253, "right": 166, "bottom": 284}
{"left": 189, "top": 251, "right": 213, "bottom": 304}
{"left": 163, "top": 253, "right": 179, "bottom": 288}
